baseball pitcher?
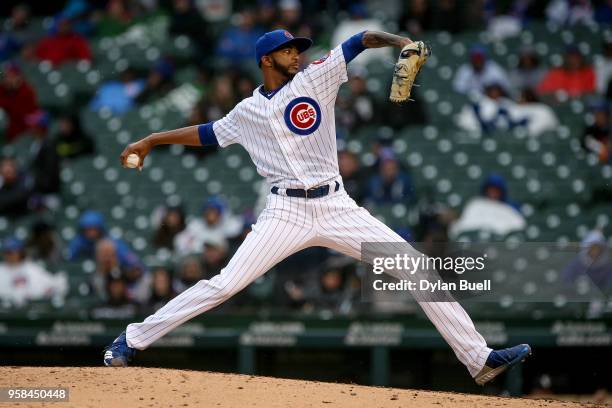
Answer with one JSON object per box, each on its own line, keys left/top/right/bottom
{"left": 105, "top": 29, "right": 530, "bottom": 386}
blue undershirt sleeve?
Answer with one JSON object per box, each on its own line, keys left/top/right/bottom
{"left": 197, "top": 122, "right": 219, "bottom": 146}
{"left": 341, "top": 31, "right": 367, "bottom": 64}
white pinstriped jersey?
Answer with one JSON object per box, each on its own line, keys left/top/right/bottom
{"left": 212, "top": 44, "right": 349, "bottom": 190}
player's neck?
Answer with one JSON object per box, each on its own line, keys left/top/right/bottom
{"left": 262, "top": 72, "right": 290, "bottom": 92}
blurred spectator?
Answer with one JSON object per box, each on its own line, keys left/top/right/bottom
{"left": 400, "top": 0, "right": 464, "bottom": 37}
{"left": 275, "top": 0, "right": 310, "bottom": 37}
{"left": 91, "top": 238, "right": 122, "bottom": 300}
{"left": 152, "top": 205, "right": 186, "bottom": 250}
{"left": 122, "top": 257, "right": 151, "bottom": 304}
{"left": 91, "top": 275, "right": 137, "bottom": 318}
{"left": 104, "top": 275, "right": 134, "bottom": 307}
{"left": 216, "top": 9, "right": 264, "bottom": 63}
{"left": 0, "top": 237, "right": 67, "bottom": 308}
{"left": 400, "top": 0, "right": 433, "bottom": 37}
{"left": 26, "top": 111, "right": 61, "bottom": 209}
{"left": 0, "top": 31, "right": 22, "bottom": 63}
{"left": 562, "top": 230, "right": 612, "bottom": 289}
{"left": 338, "top": 150, "right": 365, "bottom": 204}
{"left": 174, "top": 196, "right": 243, "bottom": 256}
{"left": 89, "top": 68, "right": 145, "bottom": 115}
{"left": 235, "top": 73, "right": 256, "bottom": 100}
{"left": 3, "top": 4, "right": 34, "bottom": 45}
{"left": 34, "top": 15, "right": 92, "bottom": 66}
{"left": 60, "top": 0, "right": 94, "bottom": 37}
{"left": 0, "top": 62, "right": 39, "bottom": 142}
{"left": 481, "top": 173, "right": 521, "bottom": 211}
{"left": 202, "top": 236, "right": 229, "bottom": 277}
{"left": 257, "top": 0, "right": 278, "bottom": 31}
{"left": 453, "top": 45, "right": 509, "bottom": 95}
{"left": 0, "top": 156, "right": 33, "bottom": 217}
{"left": 185, "top": 72, "right": 238, "bottom": 145}
{"left": 514, "top": 88, "right": 560, "bottom": 135}
{"left": 148, "top": 265, "right": 176, "bottom": 311}
{"left": 331, "top": 3, "right": 389, "bottom": 68}
{"left": 26, "top": 220, "right": 63, "bottom": 265}
{"left": 582, "top": 101, "right": 610, "bottom": 163}
{"left": 546, "top": 0, "right": 594, "bottom": 26}
{"left": 595, "top": 0, "right": 612, "bottom": 24}
{"left": 422, "top": 222, "right": 450, "bottom": 255}
{"left": 67, "top": 210, "right": 137, "bottom": 265}
{"left": 369, "top": 128, "right": 394, "bottom": 171}
{"left": 509, "top": 47, "right": 546, "bottom": 93}
{"left": 205, "top": 75, "right": 239, "bottom": 119}
{"left": 303, "top": 257, "right": 359, "bottom": 314}
{"left": 594, "top": 39, "right": 612, "bottom": 96}
{"left": 364, "top": 148, "right": 415, "bottom": 206}
{"left": 337, "top": 69, "right": 375, "bottom": 133}
{"left": 432, "top": 0, "right": 464, "bottom": 33}
{"left": 135, "top": 59, "right": 176, "bottom": 104}
{"left": 91, "top": 237, "right": 149, "bottom": 303}
{"left": 450, "top": 174, "right": 526, "bottom": 237}
{"left": 169, "top": 0, "right": 209, "bottom": 59}
{"left": 486, "top": 1, "right": 528, "bottom": 41}
{"left": 96, "top": 0, "right": 133, "bottom": 38}
{"left": 537, "top": 45, "right": 595, "bottom": 98}
{"left": 456, "top": 82, "right": 559, "bottom": 137}
{"left": 55, "top": 114, "right": 95, "bottom": 159}
{"left": 174, "top": 255, "right": 204, "bottom": 293}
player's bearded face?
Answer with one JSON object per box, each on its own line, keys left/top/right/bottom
{"left": 270, "top": 46, "right": 300, "bottom": 78}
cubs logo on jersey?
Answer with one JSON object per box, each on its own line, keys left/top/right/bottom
{"left": 284, "top": 97, "right": 322, "bottom": 135}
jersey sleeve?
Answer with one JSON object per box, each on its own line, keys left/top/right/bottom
{"left": 303, "top": 32, "right": 366, "bottom": 100}
{"left": 198, "top": 107, "right": 241, "bottom": 148}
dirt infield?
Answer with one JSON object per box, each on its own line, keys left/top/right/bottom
{"left": 0, "top": 367, "right": 605, "bottom": 408}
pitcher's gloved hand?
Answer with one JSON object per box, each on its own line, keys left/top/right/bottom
{"left": 389, "top": 41, "right": 431, "bottom": 103}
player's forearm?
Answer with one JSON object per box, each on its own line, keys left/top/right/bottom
{"left": 146, "top": 126, "right": 202, "bottom": 147}
{"left": 362, "top": 31, "right": 412, "bottom": 49}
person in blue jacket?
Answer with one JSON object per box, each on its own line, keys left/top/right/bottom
{"left": 67, "top": 210, "right": 137, "bottom": 267}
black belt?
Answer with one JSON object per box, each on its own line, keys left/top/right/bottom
{"left": 271, "top": 181, "right": 340, "bottom": 198}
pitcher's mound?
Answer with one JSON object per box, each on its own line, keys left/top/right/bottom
{"left": 0, "top": 366, "right": 594, "bottom": 408}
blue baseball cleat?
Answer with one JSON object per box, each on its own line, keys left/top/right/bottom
{"left": 103, "top": 331, "right": 136, "bottom": 367}
{"left": 475, "top": 344, "right": 531, "bottom": 386}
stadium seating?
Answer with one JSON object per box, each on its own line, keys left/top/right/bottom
{"left": 1, "top": 14, "right": 610, "bottom": 319}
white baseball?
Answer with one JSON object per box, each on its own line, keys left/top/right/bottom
{"left": 125, "top": 153, "right": 140, "bottom": 169}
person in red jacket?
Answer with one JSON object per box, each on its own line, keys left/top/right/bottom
{"left": 537, "top": 45, "right": 595, "bottom": 98}
{"left": 0, "top": 62, "right": 39, "bottom": 142}
{"left": 34, "top": 15, "right": 91, "bottom": 66}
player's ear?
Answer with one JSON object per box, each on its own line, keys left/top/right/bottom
{"left": 261, "top": 55, "right": 273, "bottom": 68}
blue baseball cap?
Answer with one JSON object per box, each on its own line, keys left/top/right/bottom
{"left": 2, "top": 237, "right": 24, "bottom": 252}
{"left": 255, "top": 29, "right": 312, "bottom": 66}
{"left": 78, "top": 210, "right": 106, "bottom": 230}
{"left": 202, "top": 196, "right": 226, "bottom": 214}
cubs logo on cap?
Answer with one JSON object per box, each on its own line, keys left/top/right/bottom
{"left": 284, "top": 97, "right": 321, "bottom": 136}
{"left": 283, "top": 31, "right": 293, "bottom": 39}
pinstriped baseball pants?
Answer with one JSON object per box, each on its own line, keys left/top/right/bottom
{"left": 126, "top": 187, "right": 492, "bottom": 377}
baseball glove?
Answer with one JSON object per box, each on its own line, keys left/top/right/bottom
{"left": 389, "top": 41, "right": 431, "bottom": 103}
